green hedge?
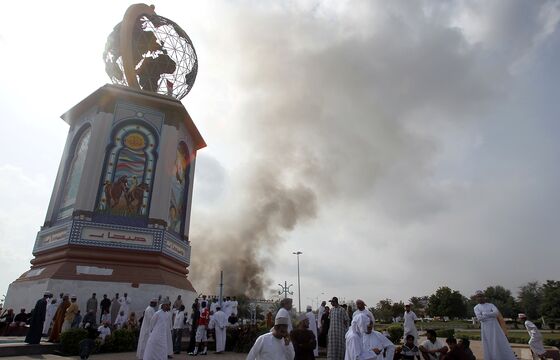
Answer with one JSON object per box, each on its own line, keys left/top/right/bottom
{"left": 60, "top": 328, "right": 138, "bottom": 356}
{"left": 226, "top": 324, "right": 270, "bottom": 353}
{"left": 60, "top": 328, "right": 89, "bottom": 355}
{"left": 456, "top": 332, "right": 560, "bottom": 348}
{"left": 387, "top": 324, "right": 404, "bottom": 344}
{"left": 434, "top": 328, "right": 455, "bottom": 339}
{"left": 100, "top": 329, "right": 138, "bottom": 353}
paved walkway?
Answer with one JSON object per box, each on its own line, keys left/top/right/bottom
{"left": 0, "top": 352, "right": 247, "bottom": 360}
{"left": 3, "top": 337, "right": 555, "bottom": 360}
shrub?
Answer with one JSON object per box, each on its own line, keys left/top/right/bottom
{"left": 227, "top": 324, "right": 269, "bottom": 353}
{"left": 534, "top": 320, "right": 543, "bottom": 329}
{"left": 387, "top": 324, "right": 404, "bottom": 344}
{"left": 545, "top": 339, "right": 560, "bottom": 347}
{"left": 60, "top": 328, "right": 89, "bottom": 355}
{"left": 113, "top": 329, "right": 137, "bottom": 352}
{"left": 549, "top": 322, "right": 556, "bottom": 330}
{"left": 100, "top": 329, "right": 137, "bottom": 353}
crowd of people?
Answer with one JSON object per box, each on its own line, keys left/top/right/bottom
{"left": 1, "top": 289, "right": 550, "bottom": 360}
{"left": 137, "top": 294, "right": 240, "bottom": 358}
{"left": 248, "top": 292, "right": 549, "bottom": 360}
{"left": 3, "top": 290, "right": 240, "bottom": 359}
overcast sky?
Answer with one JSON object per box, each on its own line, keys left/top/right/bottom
{"left": 1, "top": 0, "right": 559, "bottom": 309}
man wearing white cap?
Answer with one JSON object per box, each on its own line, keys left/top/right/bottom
{"left": 305, "top": 305, "right": 319, "bottom": 357}
{"left": 144, "top": 298, "right": 172, "bottom": 360}
{"left": 345, "top": 313, "right": 375, "bottom": 360}
{"left": 291, "top": 313, "right": 316, "bottom": 360}
{"left": 118, "top": 292, "right": 132, "bottom": 322}
{"left": 247, "top": 316, "right": 295, "bottom": 360}
{"left": 362, "top": 319, "right": 395, "bottom": 360}
{"left": 403, "top": 304, "right": 419, "bottom": 346}
{"left": 136, "top": 298, "right": 158, "bottom": 359}
{"left": 473, "top": 290, "right": 516, "bottom": 360}
{"left": 518, "top": 313, "right": 547, "bottom": 359}
{"left": 352, "top": 300, "right": 375, "bottom": 328}
{"left": 276, "top": 298, "right": 294, "bottom": 333}
{"left": 210, "top": 305, "right": 229, "bottom": 354}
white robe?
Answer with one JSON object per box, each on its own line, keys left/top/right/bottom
{"left": 246, "top": 332, "right": 295, "bottom": 360}
{"left": 306, "top": 311, "right": 319, "bottom": 356}
{"left": 403, "top": 311, "right": 419, "bottom": 345}
{"left": 318, "top": 306, "right": 325, "bottom": 330}
{"left": 42, "top": 301, "right": 58, "bottom": 334}
{"left": 173, "top": 310, "right": 185, "bottom": 330}
{"left": 118, "top": 296, "right": 132, "bottom": 320}
{"left": 474, "top": 302, "right": 516, "bottom": 360}
{"left": 223, "top": 300, "right": 232, "bottom": 318}
{"left": 353, "top": 309, "right": 375, "bottom": 327}
{"left": 143, "top": 309, "right": 172, "bottom": 360}
{"left": 345, "top": 314, "right": 376, "bottom": 360}
{"left": 98, "top": 325, "right": 111, "bottom": 342}
{"left": 136, "top": 306, "right": 156, "bottom": 359}
{"left": 114, "top": 314, "right": 127, "bottom": 329}
{"left": 275, "top": 308, "right": 293, "bottom": 332}
{"left": 210, "top": 302, "right": 218, "bottom": 314}
{"left": 362, "top": 330, "right": 395, "bottom": 360}
{"left": 165, "top": 310, "right": 173, "bottom": 356}
{"left": 525, "top": 320, "right": 546, "bottom": 356}
{"left": 210, "top": 310, "right": 228, "bottom": 352}
{"left": 231, "top": 300, "right": 238, "bottom": 316}
{"left": 345, "top": 330, "right": 375, "bottom": 360}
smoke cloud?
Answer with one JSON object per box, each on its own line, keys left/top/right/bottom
{"left": 187, "top": 1, "right": 560, "bottom": 298}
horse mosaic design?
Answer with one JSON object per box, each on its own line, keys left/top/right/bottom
{"left": 168, "top": 141, "right": 191, "bottom": 234}
{"left": 97, "top": 122, "right": 158, "bottom": 217}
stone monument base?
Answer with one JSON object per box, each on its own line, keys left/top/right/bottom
{"left": 5, "top": 277, "right": 196, "bottom": 317}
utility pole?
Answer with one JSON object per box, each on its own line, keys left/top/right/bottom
{"left": 219, "top": 270, "right": 223, "bottom": 307}
{"left": 278, "top": 281, "right": 294, "bottom": 299}
{"left": 293, "top": 251, "right": 302, "bottom": 313}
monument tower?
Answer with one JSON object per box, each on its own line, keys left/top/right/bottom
{"left": 5, "top": 4, "right": 205, "bottom": 312}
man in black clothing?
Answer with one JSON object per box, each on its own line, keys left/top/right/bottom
{"left": 82, "top": 310, "right": 97, "bottom": 328}
{"left": 25, "top": 292, "right": 51, "bottom": 344}
{"left": 187, "top": 301, "right": 200, "bottom": 353}
{"left": 14, "top": 309, "right": 28, "bottom": 325}
{"left": 99, "top": 294, "right": 111, "bottom": 323}
{"left": 290, "top": 314, "right": 316, "bottom": 360}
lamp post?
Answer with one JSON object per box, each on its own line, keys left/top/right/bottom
{"left": 293, "top": 251, "right": 303, "bottom": 313}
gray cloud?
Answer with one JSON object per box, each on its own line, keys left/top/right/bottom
{"left": 189, "top": 1, "right": 560, "bottom": 298}
{"left": 1, "top": 1, "right": 559, "bottom": 304}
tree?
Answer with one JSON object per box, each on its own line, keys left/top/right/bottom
{"left": 235, "top": 294, "right": 255, "bottom": 319}
{"left": 409, "top": 296, "right": 428, "bottom": 317}
{"left": 391, "top": 301, "right": 405, "bottom": 318}
{"left": 373, "top": 299, "right": 394, "bottom": 323}
{"left": 427, "top": 287, "right": 467, "bottom": 318}
{"left": 484, "top": 286, "right": 518, "bottom": 318}
{"left": 540, "top": 280, "right": 560, "bottom": 319}
{"left": 518, "top": 281, "right": 543, "bottom": 319}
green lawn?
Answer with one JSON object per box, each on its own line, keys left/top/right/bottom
{"left": 455, "top": 330, "right": 560, "bottom": 347}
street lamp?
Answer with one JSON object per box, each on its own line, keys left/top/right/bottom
{"left": 293, "top": 251, "right": 303, "bottom": 313}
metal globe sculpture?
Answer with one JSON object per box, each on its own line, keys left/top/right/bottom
{"left": 103, "top": 4, "right": 198, "bottom": 100}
